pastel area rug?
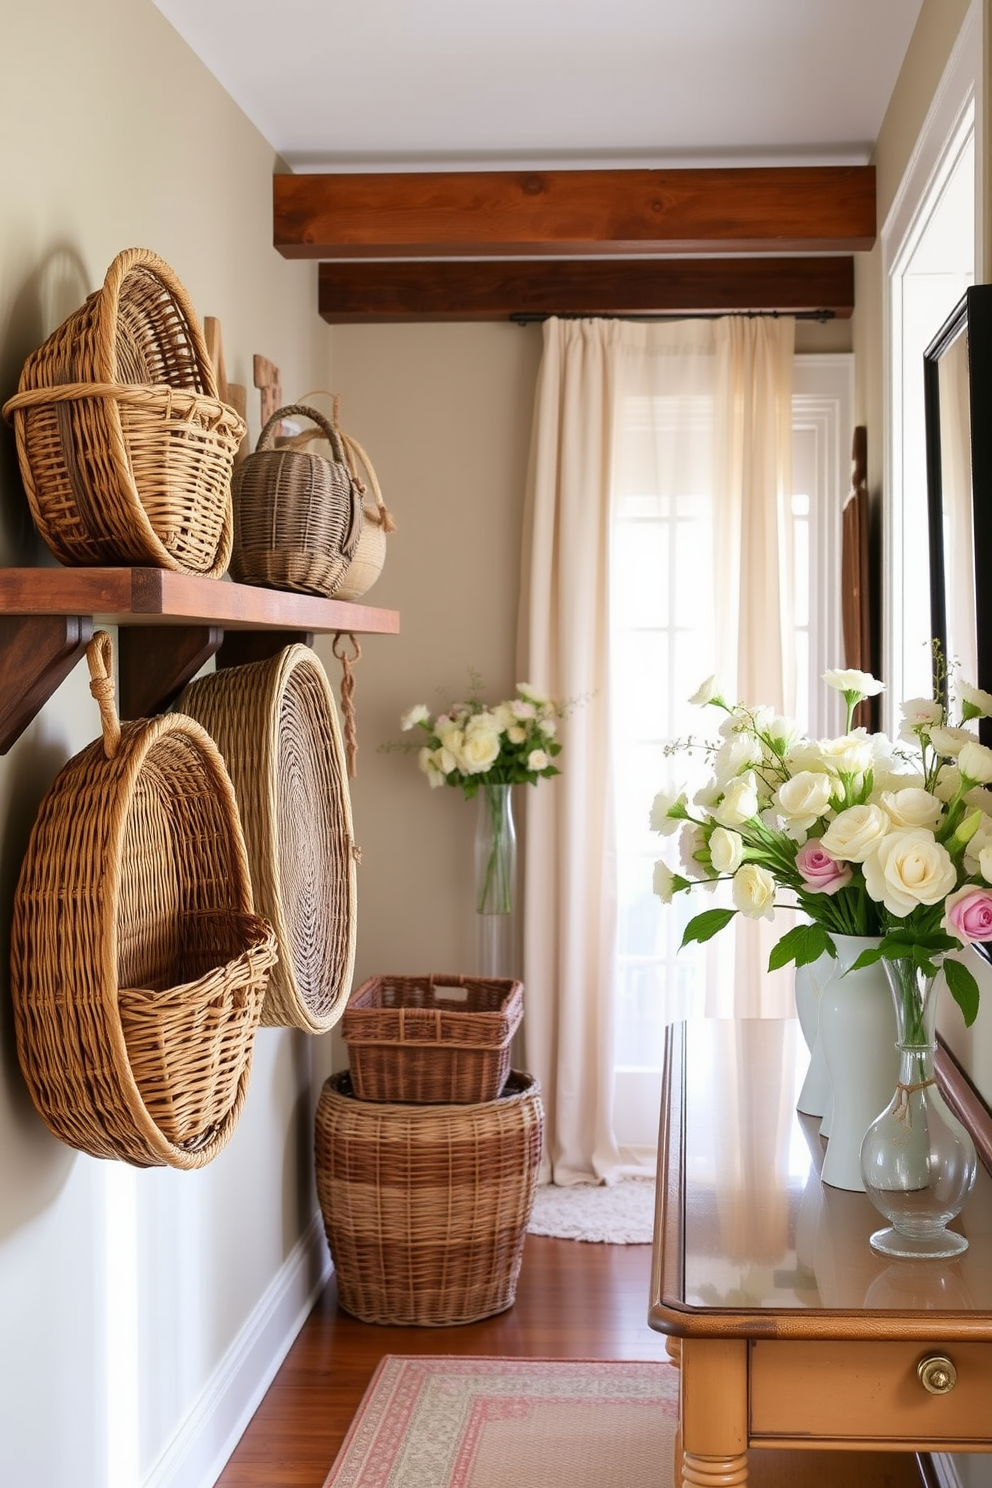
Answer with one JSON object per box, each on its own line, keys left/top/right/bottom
{"left": 526, "top": 1177, "right": 655, "bottom": 1244}
{"left": 322, "top": 1356, "right": 678, "bottom": 1488}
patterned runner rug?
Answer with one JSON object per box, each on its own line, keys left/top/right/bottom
{"left": 322, "top": 1355, "right": 678, "bottom": 1488}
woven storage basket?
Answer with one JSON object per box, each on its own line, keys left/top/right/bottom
{"left": 328, "top": 429, "right": 394, "bottom": 601}
{"left": 178, "top": 644, "right": 357, "bottom": 1033}
{"left": 342, "top": 974, "right": 523, "bottom": 1103}
{"left": 229, "top": 404, "right": 363, "bottom": 596}
{"left": 10, "top": 631, "right": 278, "bottom": 1169}
{"left": 315, "top": 1069, "right": 543, "bottom": 1325}
{"left": 2, "top": 247, "right": 242, "bottom": 576}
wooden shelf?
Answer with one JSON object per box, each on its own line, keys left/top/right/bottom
{"left": 0, "top": 567, "right": 400, "bottom": 752}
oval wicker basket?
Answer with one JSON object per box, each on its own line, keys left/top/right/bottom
{"left": 11, "top": 632, "right": 278, "bottom": 1169}
{"left": 229, "top": 404, "right": 364, "bottom": 596}
{"left": 178, "top": 645, "right": 358, "bottom": 1033}
{"left": 315, "top": 1070, "right": 544, "bottom": 1325}
{"left": 1, "top": 247, "right": 242, "bottom": 576}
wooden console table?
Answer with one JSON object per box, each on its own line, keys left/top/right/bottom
{"left": 649, "top": 1019, "right": 992, "bottom": 1485}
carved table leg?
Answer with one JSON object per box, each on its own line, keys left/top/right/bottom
{"left": 680, "top": 1338, "right": 748, "bottom": 1488}
{"left": 682, "top": 1450, "right": 749, "bottom": 1486}
{"left": 666, "top": 1335, "right": 683, "bottom": 1482}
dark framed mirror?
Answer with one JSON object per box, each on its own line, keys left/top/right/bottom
{"left": 925, "top": 283, "right": 992, "bottom": 744}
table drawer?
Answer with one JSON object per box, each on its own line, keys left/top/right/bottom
{"left": 750, "top": 1340, "right": 992, "bottom": 1446}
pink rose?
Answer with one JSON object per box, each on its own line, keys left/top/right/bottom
{"left": 942, "top": 885, "right": 992, "bottom": 945}
{"left": 795, "top": 839, "right": 853, "bottom": 896}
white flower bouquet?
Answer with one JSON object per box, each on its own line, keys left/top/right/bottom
{"left": 651, "top": 664, "right": 992, "bottom": 1028}
{"left": 400, "top": 682, "right": 563, "bottom": 798}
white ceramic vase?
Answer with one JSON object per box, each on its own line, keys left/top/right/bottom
{"left": 794, "top": 952, "right": 833, "bottom": 1118}
{"left": 816, "top": 934, "right": 899, "bottom": 1192}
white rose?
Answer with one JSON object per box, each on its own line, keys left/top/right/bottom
{"left": 764, "top": 714, "right": 801, "bottom": 753}
{"left": 507, "top": 726, "right": 527, "bottom": 744}
{"left": 527, "top": 749, "right": 549, "bottom": 772}
{"left": 980, "top": 845, "right": 992, "bottom": 884}
{"left": 493, "top": 702, "right": 517, "bottom": 731}
{"left": 653, "top": 861, "right": 678, "bottom": 903}
{"left": 928, "top": 725, "right": 977, "bottom": 758}
{"left": 435, "top": 717, "right": 463, "bottom": 749}
{"left": 511, "top": 698, "right": 537, "bottom": 720}
{"left": 712, "top": 733, "right": 763, "bottom": 785}
{"left": 960, "top": 681, "right": 992, "bottom": 720}
{"left": 418, "top": 746, "right": 448, "bottom": 787}
{"left": 899, "top": 697, "right": 943, "bottom": 742}
{"left": 773, "top": 771, "right": 834, "bottom": 834}
{"left": 815, "top": 730, "right": 875, "bottom": 777}
{"left": 958, "top": 740, "right": 992, "bottom": 786}
{"left": 823, "top": 667, "right": 885, "bottom": 699}
{"left": 935, "top": 764, "right": 962, "bottom": 802}
{"left": 650, "top": 787, "right": 687, "bottom": 835}
{"left": 709, "top": 826, "right": 744, "bottom": 875}
{"left": 455, "top": 718, "right": 502, "bottom": 774}
{"left": 538, "top": 717, "right": 557, "bottom": 738}
{"left": 693, "top": 779, "right": 722, "bottom": 809}
{"left": 713, "top": 771, "right": 760, "bottom": 828}
{"left": 862, "top": 828, "right": 957, "bottom": 917}
{"left": 679, "top": 823, "right": 711, "bottom": 880}
{"left": 877, "top": 787, "right": 944, "bottom": 831}
{"left": 516, "top": 682, "right": 549, "bottom": 706}
{"left": 401, "top": 703, "right": 429, "bottom": 731}
{"left": 820, "top": 803, "right": 891, "bottom": 862}
{"left": 732, "top": 863, "right": 777, "bottom": 920}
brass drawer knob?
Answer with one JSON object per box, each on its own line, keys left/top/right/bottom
{"left": 918, "top": 1355, "right": 957, "bottom": 1394}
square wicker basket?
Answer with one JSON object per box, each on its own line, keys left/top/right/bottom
{"left": 342, "top": 973, "right": 523, "bottom": 1104}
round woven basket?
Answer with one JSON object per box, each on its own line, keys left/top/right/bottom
{"left": 328, "top": 430, "right": 394, "bottom": 601}
{"left": 178, "top": 645, "right": 358, "bottom": 1033}
{"left": 11, "top": 632, "right": 277, "bottom": 1169}
{"left": 229, "top": 404, "right": 364, "bottom": 596}
{"left": 315, "top": 1070, "right": 544, "bottom": 1325}
{"left": 2, "top": 247, "right": 242, "bottom": 576}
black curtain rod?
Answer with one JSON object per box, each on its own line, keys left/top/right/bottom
{"left": 510, "top": 309, "right": 835, "bottom": 325}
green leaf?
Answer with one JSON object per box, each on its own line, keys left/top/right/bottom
{"left": 944, "top": 959, "right": 981, "bottom": 1028}
{"left": 767, "top": 922, "right": 835, "bottom": 972}
{"left": 849, "top": 946, "right": 885, "bottom": 972}
{"left": 680, "top": 908, "right": 736, "bottom": 949}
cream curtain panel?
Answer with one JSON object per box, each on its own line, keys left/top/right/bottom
{"left": 517, "top": 315, "right": 796, "bottom": 1185}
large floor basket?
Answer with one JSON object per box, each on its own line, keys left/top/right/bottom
{"left": 315, "top": 1070, "right": 544, "bottom": 1325}
{"left": 179, "top": 644, "right": 358, "bottom": 1033}
{"left": 11, "top": 632, "right": 277, "bottom": 1169}
{"left": 2, "top": 247, "right": 242, "bottom": 575}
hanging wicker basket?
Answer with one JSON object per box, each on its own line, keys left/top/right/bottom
{"left": 1, "top": 247, "right": 242, "bottom": 576}
{"left": 10, "top": 631, "right": 278, "bottom": 1169}
{"left": 229, "top": 404, "right": 364, "bottom": 596}
{"left": 178, "top": 645, "right": 358, "bottom": 1033}
{"left": 315, "top": 1070, "right": 543, "bottom": 1325}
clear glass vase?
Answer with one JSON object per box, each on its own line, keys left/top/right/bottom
{"left": 474, "top": 782, "right": 516, "bottom": 978}
{"left": 859, "top": 955, "right": 978, "bottom": 1259}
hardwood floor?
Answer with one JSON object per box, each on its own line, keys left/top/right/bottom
{"left": 215, "top": 1233, "right": 926, "bottom": 1488}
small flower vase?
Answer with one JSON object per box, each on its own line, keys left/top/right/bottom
{"left": 859, "top": 956, "right": 977, "bottom": 1259}
{"left": 817, "top": 935, "right": 900, "bottom": 1192}
{"left": 474, "top": 782, "right": 517, "bottom": 978}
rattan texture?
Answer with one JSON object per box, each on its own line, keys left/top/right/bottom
{"left": 315, "top": 1069, "right": 544, "bottom": 1325}
{"left": 11, "top": 631, "right": 277, "bottom": 1169}
{"left": 328, "top": 429, "right": 394, "bottom": 601}
{"left": 229, "top": 404, "right": 363, "bottom": 596}
{"left": 342, "top": 974, "right": 524, "bottom": 1103}
{"left": 178, "top": 645, "right": 358, "bottom": 1033}
{"left": 2, "top": 247, "right": 242, "bottom": 575}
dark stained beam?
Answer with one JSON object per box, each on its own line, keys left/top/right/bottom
{"left": 318, "top": 256, "right": 855, "bottom": 322}
{"left": 275, "top": 166, "right": 875, "bottom": 259}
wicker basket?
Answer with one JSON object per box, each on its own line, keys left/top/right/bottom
{"left": 2, "top": 247, "right": 242, "bottom": 576}
{"left": 178, "top": 645, "right": 358, "bottom": 1033}
{"left": 315, "top": 1070, "right": 543, "bottom": 1325}
{"left": 229, "top": 404, "right": 364, "bottom": 596}
{"left": 328, "top": 429, "right": 395, "bottom": 601}
{"left": 10, "top": 631, "right": 278, "bottom": 1169}
{"left": 342, "top": 974, "right": 523, "bottom": 1103}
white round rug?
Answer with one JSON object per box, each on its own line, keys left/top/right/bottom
{"left": 527, "top": 1178, "right": 656, "bottom": 1244}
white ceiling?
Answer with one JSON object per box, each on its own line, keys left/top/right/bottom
{"left": 150, "top": 0, "right": 924, "bottom": 172}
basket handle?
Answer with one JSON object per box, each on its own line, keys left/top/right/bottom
{"left": 86, "top": 630, "right": 121, "bottom": 759}
{"left": 255, "top": 404, "right": 347, "bottom": 465}
{"left": 299, "top": 390, "right": 397, "bottom": 535}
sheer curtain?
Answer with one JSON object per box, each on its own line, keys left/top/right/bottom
{"left": 516, "top": 316, "right": 795, "bottom": 1185}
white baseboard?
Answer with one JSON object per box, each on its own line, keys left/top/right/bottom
{"left": 144, "top": 1212, "right": 332, "bottom": 1488}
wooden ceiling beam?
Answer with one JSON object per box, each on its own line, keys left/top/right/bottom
{"left": 318, "top": 256, "right": 855, "bottom": 322}
{"left": 275, "top": 166, "right": 875, "bottom": 259}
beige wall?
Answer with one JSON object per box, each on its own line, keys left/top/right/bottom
{"left": 0, "top": 4, "right": 334, "bottom": 1484}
